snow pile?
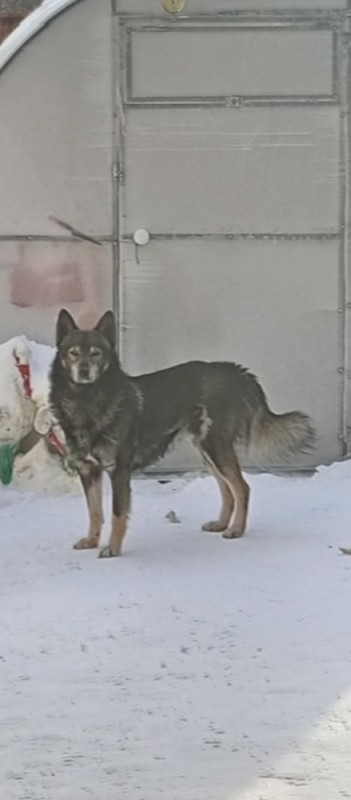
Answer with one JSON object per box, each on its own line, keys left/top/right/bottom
{"left": 0, "top": 335, "right": 55, "bottom": 445}
{"left": 13, "top": 438, "right": 80, "bottom": 494}
{"left": 28, "top": 339, "right": 55, "bottom": 409}
{"left": 0, "top": 335, "right": 76, "bottom": 491}
{"left": 0, "top": 336, "right": 35, "bottom": 445}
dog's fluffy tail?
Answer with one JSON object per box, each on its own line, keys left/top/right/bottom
{"left": 246, "top": 408, "right": 316, "bottom": 466}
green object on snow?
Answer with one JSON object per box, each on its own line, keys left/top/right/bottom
{"left": 0, "top": 444, "right": 17, "bottom": 485}
{"left": 62, "top": 456, "right": 77, "bottom": 476}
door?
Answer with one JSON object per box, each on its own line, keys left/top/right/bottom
{"left": 115, "top": 8, "right": 349, "bottom": 470}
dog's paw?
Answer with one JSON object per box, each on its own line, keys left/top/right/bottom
{"left": 98, "top": 546, "right": 121, "bottom": 559}
{"left": 73, "top": 537, "right": 98, "bottom": 550}
{"left": 202, "top": 520, "right": 226, "bottom": 532}
{"left": 222, "top": 529, "right": 244, "bottom": 540}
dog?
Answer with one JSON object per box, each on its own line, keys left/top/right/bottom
{"left": 49, "top": 309, "right": 315, "bottom": 558}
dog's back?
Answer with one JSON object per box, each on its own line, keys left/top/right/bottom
{"left": 132, "top": 360, "right": 314, "bottom": 469}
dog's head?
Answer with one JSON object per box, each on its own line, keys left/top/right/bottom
{"left": 55, "top": 309, "right": 116, "bottom": 385}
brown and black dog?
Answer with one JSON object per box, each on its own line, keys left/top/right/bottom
{"left": 49, "top": 309, "right": 315, "bottom": 558}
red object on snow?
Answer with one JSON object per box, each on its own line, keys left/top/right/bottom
{"left": 47, "top": 428, "right": 67, "bottom": 458}
{"left": 15, "top": 356, "right": 32, "bottom": 398}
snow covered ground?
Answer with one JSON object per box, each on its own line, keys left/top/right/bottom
{"left": 1, "top": 460, "right": 351, "bottom": 800}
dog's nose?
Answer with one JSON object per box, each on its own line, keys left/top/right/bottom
{"left": 79, "top": 365, "right": 90, "bottom": 379}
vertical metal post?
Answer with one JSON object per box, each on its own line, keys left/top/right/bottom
{"left": 341, "top": 4, "right": 351, "bottom": 453}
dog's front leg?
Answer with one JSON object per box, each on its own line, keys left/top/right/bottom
{"left": 74, "top": 464, "right": 104, "bottom": 550}
{"left": 99, "top": 466, "right": 131, "bottom": 558}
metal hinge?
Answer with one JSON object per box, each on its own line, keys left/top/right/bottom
{"left": 226, "top": 96, "right": 242, "bottom": 108}
{"left": 112, "top": 162, "right": 125, "bottom": 184}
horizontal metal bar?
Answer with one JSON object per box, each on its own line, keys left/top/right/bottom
{"left": 127, "top": 22, "right": 337, "bottom": 32}
{"left": 122, "top": 232, "right": 340, "bottom": 242}
{"left": 0, "top": 235, "right": 115, "bottom": 243}
{"left": 119, "top": 11, "right": 343, "bottom": 24}
{"left": 1, "top": 233, "right": 340, "bottom": 244}
{"left": 126, "top": 96, "right": 339, "bottom": 107}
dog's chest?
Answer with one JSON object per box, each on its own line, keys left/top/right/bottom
{"left": 60, "top": 400, "right": 118, "bottom": 471}
{"left": 69, "top": 428, "right": 118, "bottom": 472}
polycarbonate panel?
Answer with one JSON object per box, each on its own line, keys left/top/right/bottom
{"left": 129, "top": 29, "right": 333, "bottom": 99}
{"left": 0, "top": 241, "right": 114, "bottom": 345}
{"left": 124, "top": 106, "right": 340, "bottom": 235}
{"left": 0, "top": 0, "right": 113, "bottom": 236}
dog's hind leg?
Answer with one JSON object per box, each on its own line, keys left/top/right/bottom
{"left": 74, "top": 467, "right": 104, "bottom": 550}
{"left": 201, "top": 435, "right": 250, "bottom": 539}
{"left": 99, "top": 467, "right": 131, "bottom": 558}
{"left": 200, "top": 453, "right": 234, "bottom": 532}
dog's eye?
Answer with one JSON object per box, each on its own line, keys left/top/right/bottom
{"left": 68, "top": 348, "right": 80, "bottom": 359}
{"left": 90, "top": 348, "right": 102, "bottom": 359}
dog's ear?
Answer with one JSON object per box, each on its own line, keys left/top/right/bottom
{"left": 56, "top": 309, "right": 78, "bottom": 346}
{"left": 94, "top": 310, "right": 116, "bottom": 349}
